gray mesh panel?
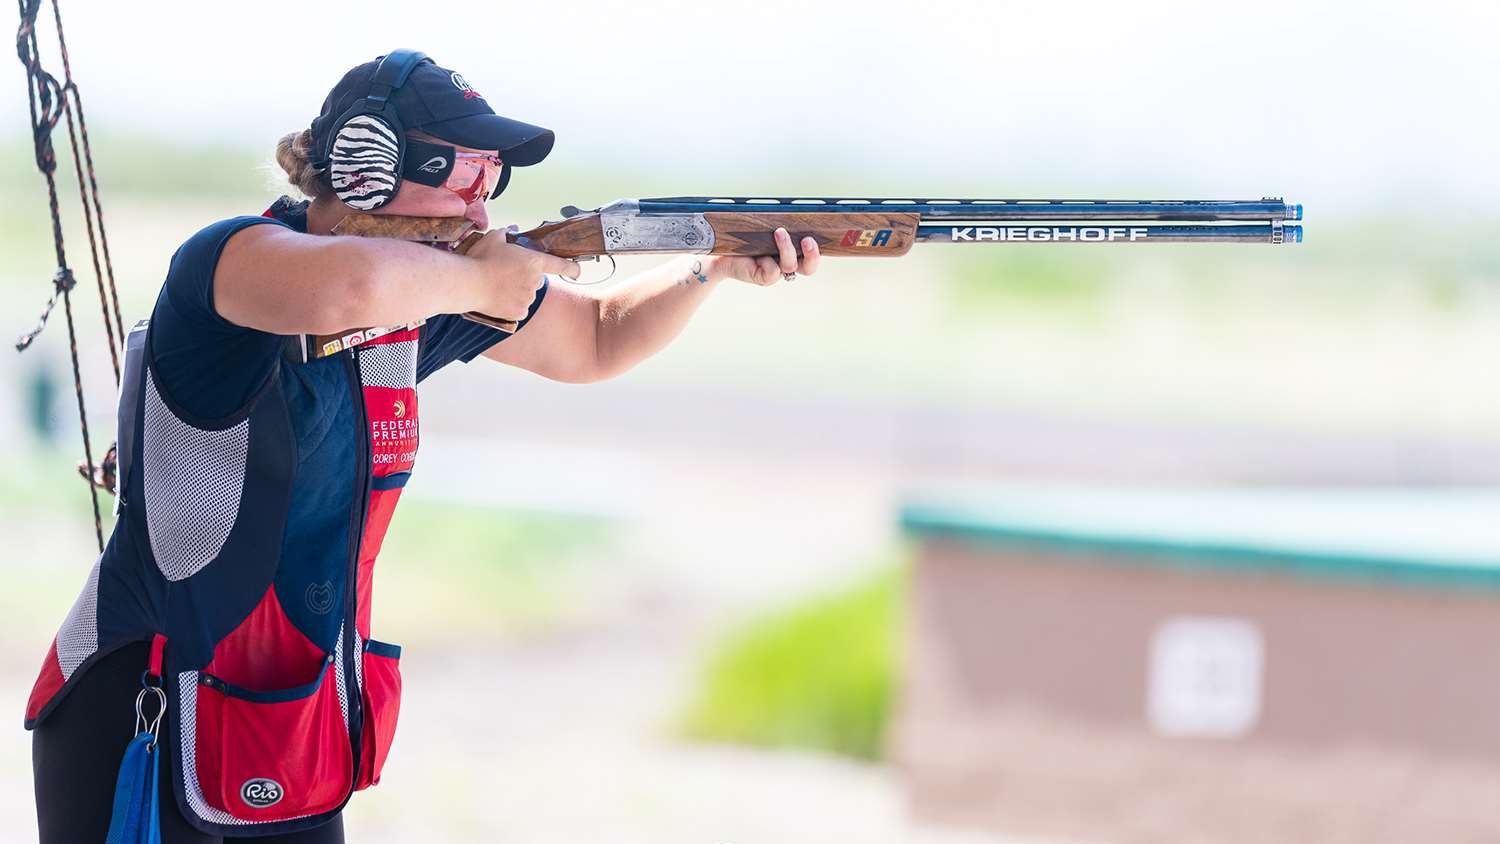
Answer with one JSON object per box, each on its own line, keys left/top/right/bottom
{"left": 358, "top": 340, "right": 417, "bottom": 389}
{"left": 335, "top": 625, "right": 350, "bottom": 729}
{"left": 143, "top": 372, "right": 248, "bottom": 581}
{"left": 54, "top": 556, "right": 101, "bottom": 678}
{"left": 351, "top": 633, "right": 364, "bottom": 702}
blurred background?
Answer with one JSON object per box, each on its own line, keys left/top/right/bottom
{"left": 2, "top": 1, "right": 1498, "bottom": 841}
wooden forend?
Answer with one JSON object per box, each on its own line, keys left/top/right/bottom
{"left": 704, "top": 212, "right": 919, "bottom": 257}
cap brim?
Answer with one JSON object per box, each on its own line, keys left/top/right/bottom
{"left": 419, "top": 113, "right": 554, "bottom": 167}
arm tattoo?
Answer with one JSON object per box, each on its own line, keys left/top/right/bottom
{"left": 679, "top": 259, "right": 710, "bottom": 286}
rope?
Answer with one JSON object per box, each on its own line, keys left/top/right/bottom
{"left": 50, "top": 0, "right": 124, "bottom": 379}
{"left": 15, "top": 0, "right": 113, "bottom": 551}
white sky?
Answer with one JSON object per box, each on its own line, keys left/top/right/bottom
{"left": 7, "top": 0, "right": 1498, "bottom": 217}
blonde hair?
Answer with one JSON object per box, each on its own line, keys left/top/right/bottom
{"left": 273, "top": 129, "right": 331, "bottom": 199}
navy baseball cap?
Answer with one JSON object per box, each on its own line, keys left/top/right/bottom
{"left": 309, "top": 53, "right": 555, "bottom": 167}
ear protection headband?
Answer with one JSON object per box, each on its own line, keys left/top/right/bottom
{"left": 323, "top": 48, "right": 431, "bottom": 211}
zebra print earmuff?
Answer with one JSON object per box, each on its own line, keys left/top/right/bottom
{"left": 322, "top": 49, "right": 431, "bottom": 211}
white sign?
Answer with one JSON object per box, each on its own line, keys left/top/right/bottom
{"left": 1147, "top": 616, "right": 1264, "bottom": 738}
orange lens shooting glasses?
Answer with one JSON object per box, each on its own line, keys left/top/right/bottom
{"left": 447, "top": 152, "right": 503, "bottom": 204}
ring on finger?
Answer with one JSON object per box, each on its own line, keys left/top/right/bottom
{"left": 783, "top": 271, "right": 797, "bottom": 282}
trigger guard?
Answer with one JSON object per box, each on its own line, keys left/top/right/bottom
{"left": 562, "top": 254, "right": 614, "bottom": 287}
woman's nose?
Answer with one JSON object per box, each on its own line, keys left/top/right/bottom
{"left": 464, "top": 201, "right": 488, "bottom": 232}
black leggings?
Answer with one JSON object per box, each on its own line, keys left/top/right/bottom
{"left": 32, "top": 640, "right": 345, "bottom": 844}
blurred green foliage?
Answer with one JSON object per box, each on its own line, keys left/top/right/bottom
{"left": 947, "top": 247, "right": 1113, "bottom": 312}
{"left": 678, "top": 561, "right": 906, "bottom": 761}
{"left": 376, "top": 497, "right": 614, "bottom": 640}
{"left": 0, "top": 135, "right": 268, "bottom": 199}
{"left": 0, "top": 448, "right": 119, "bottom": 526}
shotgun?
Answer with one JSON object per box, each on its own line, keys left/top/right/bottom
{"left": 312, "top": 195, "right": 1304, "bottom": 358}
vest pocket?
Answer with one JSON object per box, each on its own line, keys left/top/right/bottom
{"left": 355, "top": 638, "right": 403, "bottom": 790}
{"left": 193, "top": 657, "right": 353, "bottom": 821}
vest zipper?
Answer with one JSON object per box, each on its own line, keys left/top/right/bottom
{"left": 343, "top": 345, "right": 371, "bottom": 787}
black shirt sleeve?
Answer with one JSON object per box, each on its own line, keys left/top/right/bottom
{"left": 416, "top": 274, "right": 549, "bottom": 383}
{"left": 147, "top": 216, "right": 291, "bottom": 420}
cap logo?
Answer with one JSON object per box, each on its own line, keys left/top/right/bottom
{"left": 450, "top": 72, "right": 484, "bottom": 101}
{"left": 417, "top": 156, "right": 447, "bottom": 173}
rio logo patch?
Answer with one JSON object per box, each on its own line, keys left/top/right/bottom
{"left": 241, "top": 778, "right": 284, "bottom": 808}
{"left": 840, "top": 229, "right": 894, "bottom": 248}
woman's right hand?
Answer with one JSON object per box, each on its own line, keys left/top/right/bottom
{"left": 463, "top": 226, "right": 582, "bottom": 321}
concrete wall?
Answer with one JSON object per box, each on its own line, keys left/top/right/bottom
{"left": 894, "top": 539, "right": 1500, "bottom": 843}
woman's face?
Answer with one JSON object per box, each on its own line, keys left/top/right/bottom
{"left": 373, "top": 135, "right": 499, "bottom": 231}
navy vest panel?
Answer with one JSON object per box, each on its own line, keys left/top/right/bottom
{"left": 274, "top": 352, "right": 361, "bottom": 654}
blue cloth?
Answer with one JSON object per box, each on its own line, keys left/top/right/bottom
{"left": 147, "top": 198, "right": 549, "bottom": 418}
{"left": 103, "top": 731, "right": 160, "bottom": 844}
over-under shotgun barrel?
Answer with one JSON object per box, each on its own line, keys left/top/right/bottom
{"left": 636, "top": 196, "right": 1303, "bottom": 222}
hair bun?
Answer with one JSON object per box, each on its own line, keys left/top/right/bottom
{"left": 274, "top": 129, "right": 330, "bottom": 199}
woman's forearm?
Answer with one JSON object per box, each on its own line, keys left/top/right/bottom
{"left": 332, "top": 231, "right": 571, "bottom": 332}
{"left": 343, "top": 237, "right": 496, "bottom": 328}
{"left": 218, "top": 228, "right": 509, "bottom": 336}
{"left": 593, "top": 255, "right": 727, "bottom": 379}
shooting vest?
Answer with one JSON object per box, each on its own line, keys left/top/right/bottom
{"left": 24, "top": 208, "right": 419, "bottom": 835}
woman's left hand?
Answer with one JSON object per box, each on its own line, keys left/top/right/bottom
{"left": 708, "top": 227, "right": 821, "bottom": 286}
